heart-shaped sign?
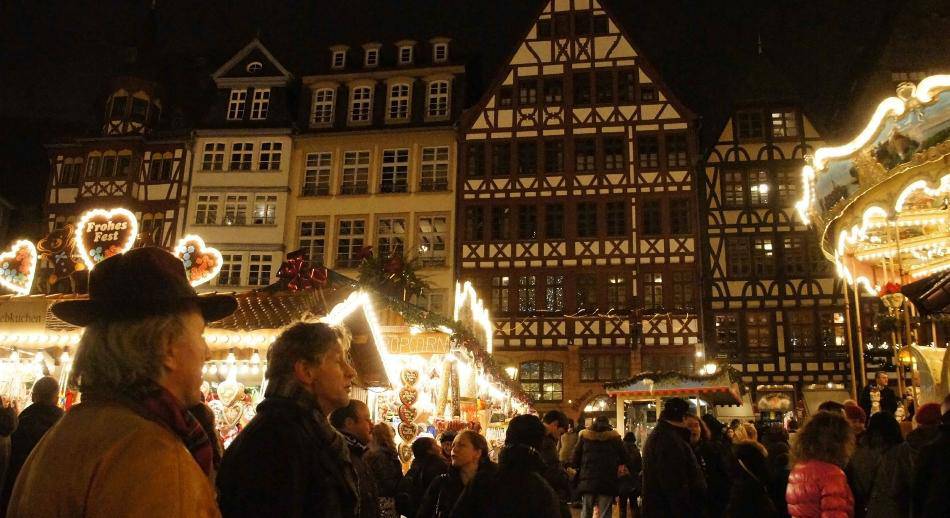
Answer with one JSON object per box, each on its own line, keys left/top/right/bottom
{"left": 75, "top": 208, "right": 138, "bottom": 270}
{"left": 401, "top": 368, "right": 420, "bottom": 387}
{"left": 216, "top": 376, "right": 246, "bottom": 408}
{"left": 398, "top": 405, "right": 418, "bottom": 423}
{"left": 398, "top": 422, "right": 418, "bottom": 443}
{"left": 399, "top": 386, "right": 418, "bottom": 407}
{"left": 0, "top": 240, "right": 38, "bottom": 296}
{"left": 174, "top": 234, "right": 223, "bottom": 287}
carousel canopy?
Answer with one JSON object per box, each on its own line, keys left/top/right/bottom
{"left": 902, "top": 271, "right": 950, "bottom": 315}
{"left": 604, "top": 369, "right": 743, "bottom": 406}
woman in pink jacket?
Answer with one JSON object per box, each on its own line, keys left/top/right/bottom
{"left": 786, "top": 411, "right": 856, "bottom": 518}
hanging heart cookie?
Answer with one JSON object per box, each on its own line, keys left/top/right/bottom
{"left": 75, "top": 208, "right": 138, "bottom": 270}
{"left": 0, "top": 240, "right": 37, "bottom": 296}
{"left": 174, "top": 234, "right": 223, "bottom": 287}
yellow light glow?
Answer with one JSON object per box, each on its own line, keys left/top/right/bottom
{"left": 453, "top": 280, "right": 493, "bottom": 354}
{"left": 74, "top": 207, "right": 139, "bottom": 271}
{"left": 0, "top": 240, "right": 38, "bottom": 296}
{"left": 914, "top": 75, "right": 950, "bottom": 103}
{"left": 174, "top": 234, "right": 224, "bottom": 287}
{"left": 322, "top": 291, "right": 396, "bottom": 387}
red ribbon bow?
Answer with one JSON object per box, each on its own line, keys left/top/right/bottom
{"left": 277, "top": 249, "right": 328, "bottom": 292}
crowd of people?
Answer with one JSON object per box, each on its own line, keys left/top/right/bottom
{"left": 0, "top": 248, "right": 948, "bottom": 518}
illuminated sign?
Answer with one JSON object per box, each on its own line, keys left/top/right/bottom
{"left": 174, "top": 234, "right": 223, "bottom": 287}
{"left": 0, "top": 240, "right": 38, "bottom": 296}
{"left": 75, "top": 208, "right": 138, "bottom": 270}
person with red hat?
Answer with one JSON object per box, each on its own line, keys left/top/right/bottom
{"left": 6, "top": 247, "right": 236, "bottom": 518}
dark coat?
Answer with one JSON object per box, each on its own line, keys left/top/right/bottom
{"left": 341, "top": 431, "right": 380, "bottom": 518}
{"left": 724, "top": 442, "right": 779, "bottom": 518}
{"left": 641, "top": 420, "right": 707, "bottom": 518}
{"left": 397, "top": 453, "right": 448, "bottom": 518}
{"left": 451, "top": 445, "right": 561, "bottom": 518}
{"left": 540, "top": 431, "right": 572, "bottom": 512}
{"left": 695, "top": 439, "right": 734, "bottom": 518}
{"left": 867, "top": 425, "right": 940, "bottom": 518}
{"left": 618, "top": 439, "right": 642, "bottom": 495}
{"left": 365, "top": 446, "right": 403, "bottom": 498}
{"left": 859, "top": 383, "right": 898, "bottom": 417}
{"left": 0, "top": 404, "right": 17, "bottom": 495}
{"left": 572, "top": 426, "right": 630, "bottom": 496}
{"left": 216, "top": 396, "right": 359, "bottom": 518}
{"left": 0, "top": 402, "right": 63, "bottom": 515}
{"left": 912, "top": 419, "right": 950, "bottom": 518}
{"left": 849, "top": 434, "right": 897, "bottom": 517}
{"left": 417, "top": 463, "right": 497, "bottom": 518}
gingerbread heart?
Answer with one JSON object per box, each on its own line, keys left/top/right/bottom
{"left": 217, "top": 376, "right": 246, "bottom": 407}
{"left": 398, "top": 422, "right": 418, "bottom": 442}
{"left": 0, "top": 240, "right": 37, "bottom": 296}
{"left": 75, "top": 208, "right": 138, "bottom": 270}
{"left": 174, "top": 234, "right": 223, "bottom": 287}
{"left": 398, "top": 405, "right": 418, "bottom": 423}
{"left": 401, "top": 368, "right": 420, "bottom": 386}
{"left": 399, "top": 386, "right": 418, "bottom": 406}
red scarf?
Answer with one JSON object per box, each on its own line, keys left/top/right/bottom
{"left": 140, "top": 387, "right": 214, "bottom": 476}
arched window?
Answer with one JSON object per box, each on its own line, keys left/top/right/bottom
{"left": 311, "top": 88, "right": 336, "bottom": 125}
{"left": 426, "top": 80, "right": 450, "bottom": 118}
{"left": 388, "top": 83, "right": 411, "bottom": 120}
{"left": 349, "top": 86, "right": 372, "bottom": 122}
{"left": 519, "top": 361, "right": 563, "bottom": 402}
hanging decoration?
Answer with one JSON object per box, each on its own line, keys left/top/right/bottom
{"left": 358, "top": 251, "right": 429, "bottom": 301}
{"left": 0, "top": 240, "right": 38, "bottom": 296}
{"left": 276, "top": 249, "right": 328, "bottom": 292}
{"left": 36, "top": 224, "right": 84, "bottom": 286}
{"left": 75, "top": 208, "right": 138, "bottom": 270}
{"left": 397, "top": 367, "right": 421, "bottom": 463}
{"left": 173, "top": 234, "right": 223, "bottom": 287}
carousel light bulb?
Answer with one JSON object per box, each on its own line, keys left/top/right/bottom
{"left": 202, "top": 364, "right": 209, "bottom": 374}
{"left": 9, "top": 350, "right": 19, "bottom": 363}
{"left": 250, "top": 351, "right": 261, "bottom": 364}
{"left": 704, "top": 363, "right": 717, "bottom": 375}
{"left": 226, "top": 352, "right": 237, "bottom": 364}
{"left": 59, "top": 351, "right": 70, "bottom": 364}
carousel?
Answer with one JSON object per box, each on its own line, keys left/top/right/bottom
{"left": 796, "top": 74, "right": 950, "bottom": 405}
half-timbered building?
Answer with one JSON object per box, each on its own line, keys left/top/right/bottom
{"left": 457, "top": 0, "right": 702, "bottom": 418}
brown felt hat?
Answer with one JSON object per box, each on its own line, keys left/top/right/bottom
{"left": 52, "top": 247, "right": 236, "bottom": 326}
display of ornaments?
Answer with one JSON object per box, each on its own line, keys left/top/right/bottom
{"left": 398, "top": 367, "right": 420, "bottom": 450}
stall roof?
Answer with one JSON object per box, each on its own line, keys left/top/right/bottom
{"left": 604, "top": 370, "right": 743, "bottom": 406}
{"left": 902, "top": 272, "right": 950, "bottom": 316}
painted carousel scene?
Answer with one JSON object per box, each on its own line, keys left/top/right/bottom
{"left": 0, "top": 1, "right": 948, "bottom": 517}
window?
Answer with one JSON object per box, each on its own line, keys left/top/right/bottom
{"left": 786, "top": 310, "right": 815, "bottom": 358}
{"left": 139, "top": 214, "right": 163, "bottom": 244}
{"left": 604, "top": 136, "right": 625, "bottom": 171}
{"left": 110, "top": 96, "right": 128, "bottom": 118}
{"left": 433, "top": 43, "right": 448, "bottom": 63}
{"left": 714, "top": 314, "right": 739, "bottom": 355}
{"left": 100, "top": 155, "right": 117, "bottom": 178}
{"left": 726, "top": 237, "right": 751, "bottom": 277}
{"left": 364, "top": 48, "right": 379, "bottom": 67}
{"left": 86, "top": 156, "right": 101, "bottom": 178}
{"left": 580, "top": 354, "right": 629, "bottom": 382}
{"left": 420, "top": 146, "right": 449, "bottom": 191}
{"left": 201, "top": 143, "right": 225, "bottom": 171}
{"left": 251, "top": 195, "right": 277, "bottom": 225}
{"left": 573, "top": 73, "right": 591, "bottom": 104}
{"left": 544, "top": 275, "right": 565, "bottom": 312}
{"left": 418, "top": 291, "right": 447, "bottom": 316}
{"left": 490, "top": 276, "right": 510, "bottom": 313}
{"left": 722, "top": 169, "right": 745, "bottom": 207}
{"left": 466, "top": 143, "right": 485, "bottom": 178}
{"left": 518, "top": 80, "right": 537, "bottom": 106}
{"left": 642, "top": 272, "right": 663, "bottom": 311}
{"left": 639, "top": 84, "right": 657, "bottom": 102}
{"left": 259, "top": 142, "right": 282, "bottom": 170}
{"left": 464, "top": 207, "right": 484, "bottom": 240}
{"left": 543, "top": 78, "right": 563, "bottom": 104}
{"left": 666, "top": 133, "right": 688, "bottom": 168}
{"left": 60, "top": 159, "right": 83, "bottom": 185}
{"left": 388, "top": 83, "right": 411, "bottom": 120}
{"left": 576, "top": 202, "right": 598, "bottom": 238}
{"left": 671, "top": 270, "right": 694, "bottom": 310}
{"left": 147, "top": 156, "right": 172, "bottom": 182}
{"left": 491, "top": 206, "right": 511, "bottom": 240}
{"left": 809, "top": 238, "right": 831, "bottom": 276}
{"left": 749, "top": 169, "right": 769, "bottom": 205}
{"left": 303, "top": 152, "right": 332, "bottom": 196}
{"left": 537, "top": 19, "right": 552, "bottom": 39}
{"left": 248, "top": 254, "right": 273, "bottom": 286}
{"left": 230, "top": 142, "right": 253, "bottom": 170}
{"left": 518, "top": 275, "right": 537, "bottom": 312}
{"left": 427, "top": 81, "right": 450, "bottom": 118}
{"left": 298, "top": 220, "right": 326, "bottom": 265}
{"left": 752, "top": 237, "right": 775, "bottom": 276}
{"left": 575, "top": 274, "right": 597, "bottom": 309}
{"left": 544, "top": 140, "right": 564, "bottom": 173}
{"left": 819, "top": 311, "right": 848, "bottom": 359}
{"left": 227, "top": 89, "right": 246, "bottom": 120}
{"left": 417, "top": 216, "right": 448, "bottom": 266}
{"left": 195, "top": 195, "right": 219, "bottom": 225}
{"left": 747, "top": 312, "right": 773, "bottom": 359}
{"left": 130, "top": 98, "right": 148, "bottom": 123}
{"left": 116, "top": 155, "right": 133, "bottom": 178}
{"left": 332, "top": 50, "right": 346, "bottom": 69}
{"left": 771, "top": 111, "right": 799, "bottom": 138}
{"left": 311, "top": 88, "right": 335, "bottom": 125}
{"left": 784, "top": 235, "right": 808, "bottom": 277}
{"left": 669, "top": 197, "right": 692, "bottom": 234}
{"left": 246, "top": 61, "right": 263, "bottom": 74}
{"left": 642, "top": 199, "right": 662, "bottom": 235}
{"left": 518, "top": 206, "right": 537, "bottom": 240}
{"left": 574, "top": 11, "right": 592, "bottom": 36}
{"left": 519, "top": 361, "right": 562, "bottom": 402}
{"left": 517, "top": 141, "right": 537, "bottom": 175}
{"left": 637, "top": 135, "right": 659, "bottom": 168}
{"left": 606, "top": 201, "right": 626, "bottom": 237}
{"left": 498, "top": 86, "right": 513, "bottom": 108}
{"left": 218, "top": 254, "right": 243, "bottom": 286}
{"left": 341, "top": 151, "right": 370, "bottom": 194}
{"left": 736, "top": 110, "right": 765, "bottom": 139}
{"left": 545, "top": 204, "right": 564, "bottom": 239}
{"left": 776, "top": 166, "right": 799, "bottom": 204}
{"left": 553, "top": 12, "right": 571, "bottom": 38}
{"left": 376, "top": 217, "right": 407, "bottom": 258}
{"left": 606, "top": 274, "right": 627, "bottom": 309}
{"left": 593, "top": 15, "right": 609, "bottom": 34}
{"left": 223, "top": 195, "right": 248, "bottom": 225}
{"left": 380, "top": 149, "right": 409, "bottom": 193}
{"left": 398, "top": 45, "right": 413, "bottom": 64}
{"left": 250, "top": 88, "right": 270, "bottom": 120}
{"left": 336, "top": 219, "right": 366, "bottom": 268}
{"left": 618, "top": 70, "right": 636, "bottom": 103}
{"left": 595, "top": 71, "right": 613, "bottom": 104}
{"left": 575, "top": 138, "right": 596, "bottom": 172}
{"left": 492, "top": 142, "right": 511, "bottom": 176}
{"left": 349, "top": 86, "right": 372, "bottom": 122}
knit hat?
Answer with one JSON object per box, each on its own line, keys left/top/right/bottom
{"left": 843, "top": 403, "right": 867, "bottom": 423}
{"left": 915, "top": 403, "right": 942, "bottom": 427}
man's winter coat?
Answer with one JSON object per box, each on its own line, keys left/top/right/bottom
{"left": 572, "top": 423, "right": 631, "bottom": 497}
{"left": 558, "top": 430, "right": 578, "bottom": 464}
{"left": 911, "top": 417, "right": 950, "bottom": 518}
{"left": 859, "top": 383, "right": 898, "bottom": 417}
{"left": 396, "top": 452, "right": 448, "bottom": 518}
{"left": 340, "top": 431, "right": 380, "bottom": 518}
{"left": 6, "top": 400, "right": 219, "bottom": 518}
{"left": 786, "top": 460, "right": 854, "bottom": 518}
{"left": 451, "top": 444, "right": 561, "bottom": 518}
{"left": 866, "top": 425, "right": 940, "bottom": 518}
{"left": 641, "top": 419, "right": 707, "bottom": 518}
{"left": 216, "top": 395, "right": 359, "bottom": 518}
{"left": 1, "top": 402, "right": 63, "bottom": 515}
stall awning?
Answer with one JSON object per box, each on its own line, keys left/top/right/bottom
{"left": 902, "top": 272, "right": 950, "bottom": 315}
{"left": 604, "top": 370, "right": 743, "bottom": 406}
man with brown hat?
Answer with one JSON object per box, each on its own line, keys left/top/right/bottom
{"left": 6, "top": 247, "right": 236, "bottom": 518}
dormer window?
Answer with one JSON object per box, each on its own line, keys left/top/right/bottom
{"left": 332, "top": 50, "right": 346, "bottom": 69}
{"left": 433, "top": 43, "right": 448, "bottom": 63}
{"left": 365, "top": 48, "right": 379, "bottom": 67}
{"left": 398, "top": 45, "right": 413, "bottom": 65}
{"left": 130, "top": 98, "right": 149, "bottom": 123}
{"left": 227, "top": 89, "right": 247, "bottom": 120}
{"left": 246, "top": 61, "right": 263, "bottom": 74}
{"left": 110, "top": 96, "right": 128, "bottom": 119}
{"left": 250, "top": 88, "right": 270, "bottom": 120}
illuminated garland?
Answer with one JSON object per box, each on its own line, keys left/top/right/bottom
{"left": 603, "top": 367, "right": 743, "bottom": 392}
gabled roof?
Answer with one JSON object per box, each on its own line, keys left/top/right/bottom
{"left": 212, "top": 38, "right": 293, "bottom": 84}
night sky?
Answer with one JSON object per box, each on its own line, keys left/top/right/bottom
{"left": 0, "top": 0, "right": 898, "bottom": 237}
